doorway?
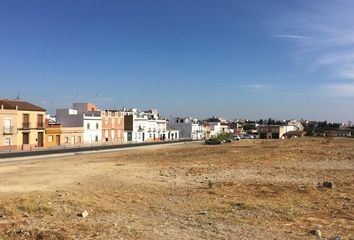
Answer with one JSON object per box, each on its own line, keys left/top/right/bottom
{"left": 37, "top": 132, "right": 44, "bottom": 147}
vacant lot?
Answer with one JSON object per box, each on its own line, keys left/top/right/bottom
{"left": 0, "top": 138, "right": 353, "bottom": 240}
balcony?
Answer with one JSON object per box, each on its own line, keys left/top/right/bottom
{"left": 37, "top": 122, "right": 45, "bottom": 129}
{"left": 22, "top": 122, "right": 31, "bottom": 129}
{"left": 3, "top": 126, "right": 14, "bottom": 135}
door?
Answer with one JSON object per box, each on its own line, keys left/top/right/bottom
{"left": 23, "top": 133, "right": 29, "bottom": 144}
{"left": 37, "top": 132, "right": 44, "bottom": 147}
{"left": 127, "top": 132, "right": 132, "bottom": 141}
{"left": 56, "top": 135, "right": 60, "bottom": 145}
{"left": 111, "top": 131, "right": 115, "bottom": 143}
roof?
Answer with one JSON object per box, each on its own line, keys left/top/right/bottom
{"left": 0, "top": 99, "right": 46, "bottom": 112}
{"left": 167, "top": 125, "right": 179, "bottom": 131}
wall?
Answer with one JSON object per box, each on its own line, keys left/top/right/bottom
{"left": 83, "top": 114, "right": 102, "bottom": 144}
{"left": 73, "top": 103, "right": 97, "bottom": 113}
{"left": 0, "top": 109, "right": 18, "bottom": 150}
{"left": 101, "top": 111, "right": 124, "bottom": 144}
{"left": 61, "top": 127, "right": 84, "bottom": 146}
{"left": 168, "top": 118, "right": 192, "bottom": 139}
{"left": 56, "top": 109, "right": 83, "bottom": 127}
{"left": 16, "top": 110, "right": 46, "bottom": 150}
{"left": 45, "top": 125, "right": 61, "bottom": 147}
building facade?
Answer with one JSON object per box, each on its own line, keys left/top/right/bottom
{"left": 0, "top": 99, "right": 45, "bottom": 151}
{"left": 61, "top": 127, "right": 84, "bottom": 146}
{"left": 123, "top": 108, "right": 174, "bottom": 142}
{"left": 101, "top": 110, "right": 124, "bottom": 144}
{"left": 258, "top": 125, "right": 296, "bottom": 139}
{"left": 56, "top": 103, "right": 102, "bottom": 145}
{"left": 168, "top": 117, "right": 204, "bottom": 140}
{"left": 45, "top": 119, "right": 61, "bottom": 148}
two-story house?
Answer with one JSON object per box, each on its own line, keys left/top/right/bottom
{"left": 0, "top": 99, "right": 45, "bottom": 151}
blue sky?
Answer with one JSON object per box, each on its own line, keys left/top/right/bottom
{"left": 1, "top": 0, "right": 353, "bottom": 122}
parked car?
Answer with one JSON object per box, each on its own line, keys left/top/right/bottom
{"left": 232, "top": 135, "right": 241, "bottom": 141}
{"left": 241, "top": 134, "right": 254, "bottom": 139}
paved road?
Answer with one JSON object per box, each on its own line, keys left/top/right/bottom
{"left": 0, "top": 140, "right": 193, "bottom": 160}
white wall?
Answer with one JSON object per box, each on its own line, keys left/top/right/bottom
{"left": 169, "top": 118, "right": 204, "bottom": 140}
{"left": 83, "top": 116, "right": 102, "bottom": 144}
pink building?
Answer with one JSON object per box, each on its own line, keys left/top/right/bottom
{"left": 101, "top": 110, "right": 124, "bottom": 144}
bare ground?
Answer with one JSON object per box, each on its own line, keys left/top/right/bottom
{"left": 0, "top": 138, "right": 353, "bottom": 239}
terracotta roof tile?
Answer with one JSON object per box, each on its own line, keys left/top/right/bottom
{"left": 0, "top": 99, "right": 46, "bottom": 111}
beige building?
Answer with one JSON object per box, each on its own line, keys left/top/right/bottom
{"left": 258, "top": 125, "right": 287, "bottom": 139}
{"left": 0, "top": 99, "right": 46, "bottom": 151}
{"left": 61, "top": 127, "right": 84, "bottom": 146}
{"left": 0, "top": 107, "right": 18, "bottom": 151}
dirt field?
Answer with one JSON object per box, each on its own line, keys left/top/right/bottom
{"left": 0, "top": 138, "right": 353, "bottom": 240}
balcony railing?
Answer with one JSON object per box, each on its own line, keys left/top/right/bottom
{"left": 3, "top": 126, "right": 14, "bottom": 135}
{"left": 22, "top": 122, "right": 31, "bottom": 129}
{"left": 37, "top": 122, "right": 44, "bottom": 129}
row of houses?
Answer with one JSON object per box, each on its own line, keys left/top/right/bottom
{"left": 0, "top": 99, "right": 182, "bottom": 151}
{"left": 1, "top": 98, "right": 237, "bottom": 151}
{"left": 5, "top": 98, "right": 336, "bottom": 151}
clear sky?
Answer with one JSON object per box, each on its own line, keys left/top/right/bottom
{"left": 1, "top": 0, "right": 353, "bottom": 122}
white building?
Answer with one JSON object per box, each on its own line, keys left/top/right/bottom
{"left": 168, "top": 117, "right": 204, "bottom": 140}
{"left": 123, "top": 108, "right": 179, "bottom": 143}
{"left": 123, "top": 110, "right": 147, "bottom": 142}
{"left": 56, "top": 103, "right": 102, "bottom": 145}
{"left": 287, "top": 120, "right": 304, "bottom": 131}
{"left": 83, "top": 112, "right": 102, "bottom": 144}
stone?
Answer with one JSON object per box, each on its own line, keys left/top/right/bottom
{"left": 197, "top": 210, "right": 208, "bottom": 215}
{"left": 78, "top": 210, "right": 89, "bottom": 218}
{"left": 310, "top": 229, "right": 322, "bottom": 238}
{"left": 323, "top": 181, "right": 335, "bottom": 188}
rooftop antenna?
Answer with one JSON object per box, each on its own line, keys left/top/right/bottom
{"left": 73, "top": 92, "right": 79, "bottom": 103}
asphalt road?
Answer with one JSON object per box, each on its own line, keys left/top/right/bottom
{"left": 0, "top": 140, "right": 192, "bottom": 159}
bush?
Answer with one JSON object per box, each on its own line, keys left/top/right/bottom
{"left": 214, "top": 132, "right": 232, "bottom": 142}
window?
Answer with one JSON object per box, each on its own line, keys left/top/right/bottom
{"left": 95, "top": 136, "right": 98, "bottom": 142}
{"left": 87, "top": 123, "right": 90, "bottom": 129}
{"left": 23, "top": 114, "right": 30, "bottom": 128}
{"left": 96, "top": 123, "right": 99, "bottom": 129}
{"left": 4, "top": 138, "right": 11, "bottom": 146}
{"left": 37, "top": 114, "right": 44, "bottom": 128}
{"left": 4, "top": 119, "right": 12, "bottom": 133}
{"left": 65, "top": 137, "right": 69, "bottom": 143}
{"left": 48, "top": 135, "right": 53, "bottom": 142}
{"left": 78, "top": 136, "right": 82, "bottom": 142}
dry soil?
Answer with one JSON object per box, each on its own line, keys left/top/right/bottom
{"left": 0, "top": 138, "right": 353, "bottom": 239}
